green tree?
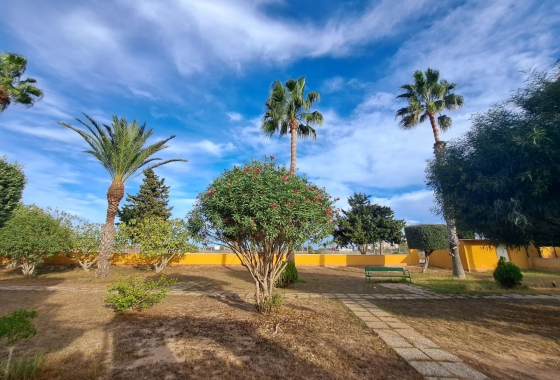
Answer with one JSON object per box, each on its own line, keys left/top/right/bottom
{"left": 426, "top": 63, "right": 560, "bottom": 249}
{"left": 58, "top": 114, "right": 187, "bottom": 278}
{"left": 120, "top": 217, "right": 197, "bottom": 273}
{"left": 0, "top": 53, "right": 43, "bottom": 114}
{"left": 404, "top": 224, "right": 448, "bottom": 273}
{"left": 188, "top": 157, "right": 335, "bottom": 312}
{"left": 0, "top": 157, "right": 26, "bottom": 229}
{"left": 0, "top": 205, "right": 73, "bottom": 277}
{"left": 68, "top": 218, "right": 102, "bottom": 272}
{"left": 396, "top": 68, "right": 466, "bottom": 279}
{"left": 118, "top": 168, "right": 173, "bottom": 225}
{"left": 334, "top": 193, "right": 405, "bottom": 255}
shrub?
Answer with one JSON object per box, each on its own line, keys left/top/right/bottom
{"left": 493, "top": 257, "right": 523, "bottom": 288}
{"left": 0, "top": 310, "right": 37, "bottom": 345}
{"left": 0, "top": 157, "right": 26, "bottom": 229}
{"left": 256, "top": 292, "right": 283, "bottom": 314}
{"left": 404, "top": 224, "right": 448, "bottom": 273}
{"left": 276, "top": 261, "right": 298, "bottom": 288}
{"left": 105, "top": 274, "right": 177, "bottom": 313}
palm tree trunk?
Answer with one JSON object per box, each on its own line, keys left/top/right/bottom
{"left": 286, "top": 118, "right": 299, "bottom": 263}
{"left": 95, "top": 180, "right": 125, "bottom": 279}
{"left": 427, "top": 113, "right": 442, "bottom": 143}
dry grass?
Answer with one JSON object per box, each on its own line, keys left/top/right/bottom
{"left": 0, "top": 289, "right": 420, "bottom": 380}
{"left": 374, "top": 298, "right": 560, "bottom": 380}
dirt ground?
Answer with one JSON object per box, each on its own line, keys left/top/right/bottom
{"left": 0, "top": 290, "right": 420, "bottom": 380}
{"left": 375, "top": 299, "right": 560, "bottom": 380}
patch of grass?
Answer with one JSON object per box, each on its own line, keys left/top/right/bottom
{"left": 0, "top": 354, "right": 43, "bottom": 380}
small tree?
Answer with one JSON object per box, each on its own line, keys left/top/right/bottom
{"left": 404, "top": 224, "right": 448, "bottom": 273}
{"left": 334, "top": 193, "right": 405, "bottom": 254}
{"left": 69, "top": 218, "right": 102, "bottom": 271}
{"left": 0, "top": 157, "right": 26, "bottom": 229}
{"left": 0, "top": 205, "right": 72, "bottom": 277}
{"left": 121, "top": 217, "right": 197, "bottom": 273}
{"left": 118, "top": 168, "right": 173, "bottom": 225}
{"left": 188, "top": 157, "right": 336, "bottom": 313}
{"left": 0, "top": 309, "right": 37, "bottom": 378}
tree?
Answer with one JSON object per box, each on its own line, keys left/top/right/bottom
{"left": 69, "top": 218, "right": 102, "bottom": 272}
{"left": 396, "top": 68, "right": 466, "bottom": 279}
{"left": 404, "top": 224, "right": 448, "bottom": 273}
{"left": 426, "top": 63, "right": 560, "bottom": 249}
{"left": 118, "top": 168, "right": 173, "bottom": 225}
{"left": 188, "top": 157, "right": 336, "bottom": 312}
{"left": 0, "top": 205, "right": 73, "bottom": 277}
{"left": 334, "top": 193, "right": 405, "bottom": 255}
{"left": 0, "top": 53, "right": 43, "bottom": 114}
{"left": 0, "top": 156, "right": 26, "bottom": 229}
{"left": 120, "top": 217, "right": 197, "bottom": 273}
{"left": 58, "top": 114, "right": 187, "bottom": 278}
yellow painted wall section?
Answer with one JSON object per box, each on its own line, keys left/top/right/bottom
{"left": 462, "top": 241, "right": 498, "bottom": 271}
{"left": 408, "top": 250, "right": 420, "bottom": 265}
{"left": 529, "top": 258, "right": 560, "bottom": 272}
{"left": 425, "top": 249, "right": 453, "bottom": 269}
{"left": 507, "top": 247, "right": 530, "bottom": 269}
{"left": 295, "top": 254, "right": 409, "bottom": 266}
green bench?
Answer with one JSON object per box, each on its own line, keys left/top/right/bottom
{"left": 365, "top": 266, "right": 411, "bottom": 283}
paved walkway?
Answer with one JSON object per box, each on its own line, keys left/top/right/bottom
{"left": 2, "top": 282, "right": 558, "bottom": 379}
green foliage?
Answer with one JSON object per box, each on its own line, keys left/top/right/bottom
{"left": 256, "top": 292, "right": 284, "bottom": 314}
{"left": 334, "top": 192, "right": 405, "bottom": 254}
{"left": 105, "top": 274, "right": 177, "bottom": 313}
{"left": 66, "top": 217, "right": 101, "bottom": 271}
{"left": 188, "top": 157, "right": 335, "bottom": 309}
{"left": 0, "top": 205, "right": 73, "bottom": 277}
{"left": 395, "top": 68, "right": 464, "bottom": 136}
{"left": 493, "top": 257, "right": 523, "bottom": 288}
{"left": 120, "top": 217, "right": 197, "bottom": 272}
{"left": 0, "top": 310, "right": 37, "bottom": 346}
{"left": 276, "top": 261, "right": 298, "bottom": 288}
{"left": 0, "top": 355, "right": 43, "bottom": 380}
{"left": 0, "top": 52, "right": 43, "bottom": 113}
{"left": 0, "top": 157, "right": 26, "bottom": 229}
{"left": 427, "top": 63, "right": 560, "bottom": 248}
{"left": 118, "top": 168, "right": 173, "bottom": 225}
{"left": 457, "top": 230, "right": 475, "bottom": 240}
{"left": 404, "top": 224, "right": 448, "bottom": 253}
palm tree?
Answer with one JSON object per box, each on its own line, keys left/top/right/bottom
{"left": 396, "top": 68, "right": 466, "bottom": 279}
{"left": 58, "top": 114, "right": 187, "bottom": 278}
{"left": 0, "top": 53, "right": 43, "bottom": 114}
{"left": 261, "top": 76, "right": 323, "bottom": 173}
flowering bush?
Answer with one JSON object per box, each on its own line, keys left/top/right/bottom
{"left": 188, "top": 157, "right": 336, "bottom": 312}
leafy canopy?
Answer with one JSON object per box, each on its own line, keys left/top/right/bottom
{"left": 426, "top": 63, "right": 560, "bottom": 248}
{"left": 404, "top": 224, "right": 448, "bottom": 253}
{"left": 396, "top": 68, "right": 464, "bottom": 137}
{"left": 0, "top": 310, "right": 37, "bottom": 346}
{"left": 188, "top": 157, "right": 336, "bottom": 250}
{"left": 0, "top": 156, "right": 26, "bottom": 228}
{"left": 58, "top": 114, "right": 187, "bottom": 183}
{"left": 334, "top": 192, "right": 405, "bottom": 254}
{"left": 0, "top": 52, "right": 43, "bottom": 113}
{"left": 118, "top": 168, "right": 173, "bottom": 225}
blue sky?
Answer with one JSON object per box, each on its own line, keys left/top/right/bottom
{"left": 1, "top": 0, "right": 559, "bottom": 225}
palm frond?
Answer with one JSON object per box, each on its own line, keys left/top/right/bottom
{"left": 297, "top": 124, "right": 317, "bottom": 140}
{"left": 437, "top": 115, "right": 453, "bottom": 132}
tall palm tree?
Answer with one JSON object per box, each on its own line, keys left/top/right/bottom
{"left": 261, "top": 76, "right": 324, "bottom": 173}
{"left": 396, "top": 68, "right": 466, "bottom": 279}
{"left": 58, "top": 114, "right": 187, "bottom": 278}
{"left": 0, "top": 53, "right": 43, "bottom": 114}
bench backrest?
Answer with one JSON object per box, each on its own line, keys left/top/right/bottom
{"left": 365, "top": 267, "right": 406, "bottom": 272}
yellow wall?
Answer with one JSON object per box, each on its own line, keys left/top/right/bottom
{"left": 40, "top": 252, "right": 410, "bottom": 267}
{"left": 529, "top": 257, "right": 560, "bottom": 272}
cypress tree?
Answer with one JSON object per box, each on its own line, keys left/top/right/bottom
{"left": 118, "top": 169, "right": 172, "bottom": 225}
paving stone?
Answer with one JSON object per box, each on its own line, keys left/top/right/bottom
{"left": 374, "top": 329, "right": 400, "bottom": 339}
{"left": 360, "top": 316, "right": 381, "bottom": 322}
{"left": 352, "top": 311, "right": 371, "bottom": 317}
{"left": 393, "top": 329, "right": 423, "bottom": 338}
{"left": 377, "top": 317, "right": 401, "bottom": 323}
{"left": 408, "top": 336, "right": 440, "bottom": 348}
{"left": 370, "top": 311, "right": 392, "bottom": 317}
{"left": 408, "top": 361, "right": 453, "bottom": 377}
{"left": 387, "top": 322, "right": 410, "bottom": 329}
{"left": 422, "top": 349, "right": 461, "bottom": 362}
{"left": 379, "top": 336, "right": 412, "bottom": 348}
{"left": 365, "top": 321, "right": 390, "bottom": 329}
{"left": 394, "top": 347, "right": 431, "bottom": 361}
{"left": 439, "top": 362, "right": 490, "bottom": 379}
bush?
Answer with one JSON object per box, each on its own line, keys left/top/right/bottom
{"left": 493, "top": 257, "right": 523, "bottom": 288}
{"left": 276, "top": 261, "right": 298, "bottom": 288}
{"left": 404, "top": 224, "right": 448, "bottom": 251}
{"left": 105, "top": 274, "right": 177, "bottom": 313}
{"left": 256, "top": 292, "right": 283, "bottom": 314}
{"left": 0, "top": 310, "right": 37, "bottom": 345}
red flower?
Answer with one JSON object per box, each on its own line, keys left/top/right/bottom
{"left": 255, "top": 168, "right": 262, "bottom": 174}
{"left": 282, "top": 176, "right": 289, "bottom": 182}
{"left": 250, "top": 221, "right": 255, "bottom": 226}
{"left": 227, "top": 183, "right": 231, "bottom": 187}
{"left": 294, "top": 189, "right": 300, "bottom": 194}
{"left": 317, "top": 194, "right": 322, "bottom": 200}
{"left": 326, "top": 209, "right": 333, "bottom": 216}
{"left": 270, "top": 204, "right": 278, "bottom": 209}
{"left": 270, "top": 155, "right": 275, "bottom": 160}
{"left": 335, "top": 197, "right": 340, "bottom": 201}
{"left": 208, "top": 189, "right": 215, "bottom": 195}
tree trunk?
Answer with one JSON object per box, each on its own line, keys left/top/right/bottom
{"left": 286, "top": 249, "right": 295, "bottom": 263}
{"left": 427, "top": 113, "right": 442, "bottom": 143}
{"left": 359, "top": 245, "right": 367, "bottom": 255}
{"left": 289, "top": 118, "right": 298, "bottom": 173}
{"left": 422, "top": 252, "right": 431, "bottom": 273}
{"left": 4, "top": 346, "right": 14, "bottom": 380}
{"left": 96, "top": 180, "right": 125, "bottom": 279}
{"left": 20, "top": 261, "right": 36, "bottom": 278}
{"left": 0, "top": 85, "right": 10, "bottom": 112}
{"left": 446, "top": 217, "right": 466, "bottom": 279}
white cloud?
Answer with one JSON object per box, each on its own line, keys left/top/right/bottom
{"left": 226, "top": 112, "right": 242, "bottom": 122}
{"left": 129, "top": 87, "right": 156, "bottom": 100}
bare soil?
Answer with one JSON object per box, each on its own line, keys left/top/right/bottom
{"left": 374, "top": 299, "right": 560, "bottom": 380}
{"left": 0, "top": 290, "right": 420, "bottom": 380}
